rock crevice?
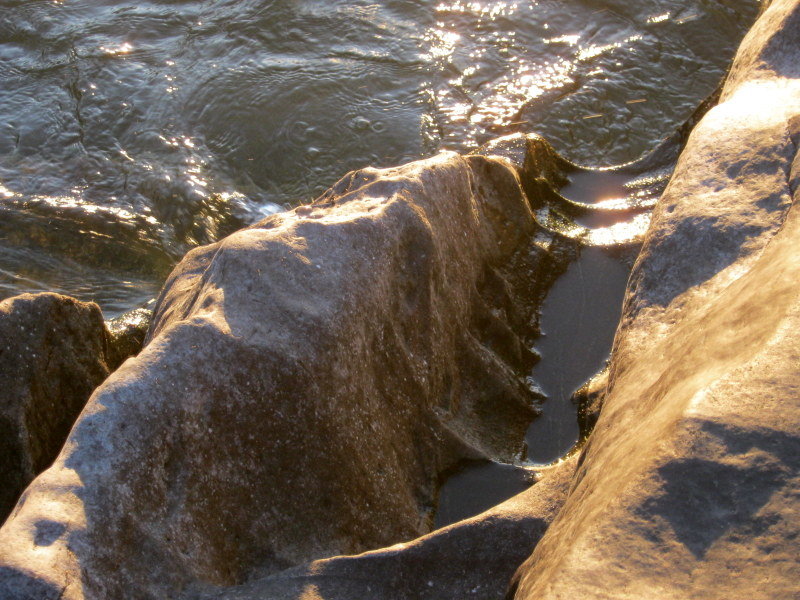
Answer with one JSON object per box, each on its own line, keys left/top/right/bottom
{"left": 511, "top": 1, "right": 800, "bottom": 597}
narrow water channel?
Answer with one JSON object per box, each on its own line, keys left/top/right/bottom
{"left": 435, "top": 163, "right": 637, "bottom": 527}
{"left": 434, "top": 462, "right": 533, "bottom": 529}
{"left": 436, "top": 245, "right": 631, "bottom": 528}
{"left": 525, "top": 246, "right": 630, "bottom": 464}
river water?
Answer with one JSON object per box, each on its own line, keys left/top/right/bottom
{"left": 0, "top": 0, "right": 759, "bottom": 316}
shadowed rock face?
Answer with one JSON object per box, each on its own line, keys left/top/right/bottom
{"left": 0, "top": 151, "right": 573, "bottom": 599}
{"left": 511, "top": 1, "right": 800, "bottom": 598}
{"left": 0, "top": 293, "right": 111, "bottom": 524}
{"left": 201, "top": 455, "right": 578, "bottom": 600}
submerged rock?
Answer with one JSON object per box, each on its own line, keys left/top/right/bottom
{"left": 105, "top": 307, "right": 153, "bottom": 370}
{"left": 0, "top": 151, "right": 572, "bottom": 599}
{"left": 0, "top": 293, "right": 111, "bottom": 524}
{"left": 511, "top": 1, "right": 800, "bottom": 597}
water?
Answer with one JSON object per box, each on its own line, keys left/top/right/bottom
{"left": 0, "top": 0, "right": 760, "bottom": 316}
{"left": 525, "top": 246, "right": 631, "bottom": 464}
{"left": 434, "top": 461, "right": 533, "bottom": 528}
{"left": 433, "top": 244, "right": 630, "bottom": 519}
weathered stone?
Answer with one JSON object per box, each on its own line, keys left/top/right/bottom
{"left": 472, "top": 133, "right": 572, "bottom": 208}
{"left": 0, "top": 293, "right": 111, "bottom": 524}
{"left": 511, "top": 1, "right": 800, "bottom": 598}
{"left": 0, "top": 152, "right": 571, "bottom": 599}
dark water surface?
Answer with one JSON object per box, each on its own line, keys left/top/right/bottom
{"left": 0, "top": 0, "right": 759, "bottom": 315}
{"left": 434, "top": 461, "right": 533, "bottom": 528}
{"left": 434, "top": 245, "right": 629, "bottom": 519}
{"left": 525, "top": 246, "right": 631, "bottom": 464}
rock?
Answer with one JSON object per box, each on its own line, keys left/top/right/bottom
{"left": 0, "top": 293, "right": 111, "bottom": 524}
{"left": 472, "top": 133, "right": 571, "bottom": 208}
{"left": 105, "top": 307, "right": 153, "bottom": 370}
{"left": 0, "top": 151, "right": 572, "bottom": 599}
{"left": 511, "top": 1, "right": 800, "bottom": 598}
{"left": 572, "top": 365, "right": 608, "bottom": 441}
{"left": 200, "top": 455, "right": 577, "bottom": 600}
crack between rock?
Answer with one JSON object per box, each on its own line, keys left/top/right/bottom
{"left": 786, "top": 122, "right": 799, "bottom": 200}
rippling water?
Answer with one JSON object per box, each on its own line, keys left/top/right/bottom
{"left": 0, "top": 0, "right": 759, "bottom": 315}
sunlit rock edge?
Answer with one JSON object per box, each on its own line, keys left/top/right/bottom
{"left": 510, "top": 0, "right": 800, "bottom": 598}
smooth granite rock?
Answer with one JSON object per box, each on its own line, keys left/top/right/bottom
{"left": 0, "top": 151, "right": 572, "bottom": 599}
{"left": 0, "top": 293, "right": 111, "bottom": 524}
{"left": 511, "top": 1, "right": 800, "bottom": 598}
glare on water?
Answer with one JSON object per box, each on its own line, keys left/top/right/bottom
{"left": 0, "top": 0, "right": 760, "bottom": 314}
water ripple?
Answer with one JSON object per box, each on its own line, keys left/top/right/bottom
{"left": 0, "top": 0, "right": 759, "bottom": 313}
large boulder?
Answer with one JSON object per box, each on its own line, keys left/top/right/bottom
{"left": 511, "top": 1, "right": 800, "bottom": 598}
{"left": 0, "top": 293, "right": 112, "bottom": 524}
{"left": 0, "top": 151, "right": 572, "bottom": 599}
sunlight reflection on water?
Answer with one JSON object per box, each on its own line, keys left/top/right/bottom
{"left": 0, "top": 0, "right": 760, "bottom": 313}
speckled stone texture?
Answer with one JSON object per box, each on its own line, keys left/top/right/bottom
{"left": 0, "top": 151, "right": 570, "bottom": 599}
{"left": 511, "top": 1, "right": 800, "bottom": 598}
{"left": 0, "top": 293, "right": 111, "bottom": 525}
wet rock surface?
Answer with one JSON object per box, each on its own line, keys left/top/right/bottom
{"left": 0, "top": 293, "right": 111, "bottom": 524}
{"left": 105, "top": 307, "right": 153, "bottom": 370}
{"left": 572, "top": 364, "right": 609, "bottom": 442}
{"left": 0, "top": 151, "right": 573, "bottom": 599}
{"left": 511, "top": 1, "right": 800, "bottom": 597}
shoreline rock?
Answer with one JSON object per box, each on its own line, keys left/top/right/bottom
{"left": 0, "top": 3, "right": 795, "bottom": 597}
{"left": 105, "top": 307, "right": 153, "bottom": 371}
{"left": 0, "top": 293, "right": 112, "bottom": 524}
{"left": 201, "top": 455, "right": 578, "bottom": 600}
{"left": 0, "top": 151, "right": 574, "bottom": 599}
{"left": 510, "top": 1, "right": 800, "bottom": 597}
